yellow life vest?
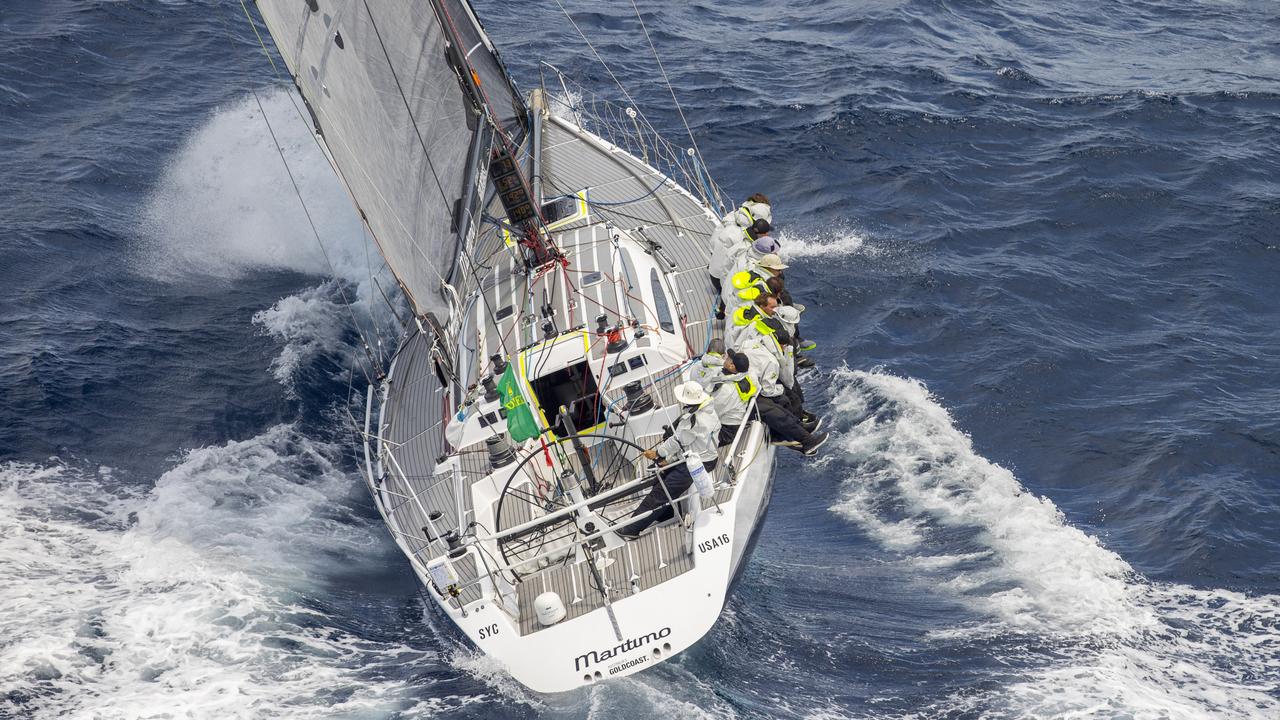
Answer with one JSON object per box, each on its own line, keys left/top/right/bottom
{"left": 735, "top": 374, "right": 758, "bottom": 402}
{"left": 732, "top": 305, "right": 774, "bottom": 336}
{"left": 731, "top": 269, "right": 769, "bottom": 301}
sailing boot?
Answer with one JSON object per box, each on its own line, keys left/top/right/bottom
{"left": 801, "top": 432, "right": 829, "bottom": 456}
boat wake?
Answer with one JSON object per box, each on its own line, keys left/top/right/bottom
{"left": 0, "top": 427, "right": 468, "bottom": 719}
{"left": 827, "top": 367, "right": 1280, "bottom": 718}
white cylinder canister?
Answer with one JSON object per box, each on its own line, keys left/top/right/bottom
{"left": 686, "top": 452, "right": 714, "bottom": 497}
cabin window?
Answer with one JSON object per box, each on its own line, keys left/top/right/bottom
{"left": 529, "top": 360, "right": 603, "bottom": 436}
{"left": 618, "top": 249, "right": 645, "bottom": 324}
{"left": 649, "top": 269, "right": 675, "bottom": 333}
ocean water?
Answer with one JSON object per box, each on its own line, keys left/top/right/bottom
{"left": 2, "top": 1, "right": 1278, "bottom": 718}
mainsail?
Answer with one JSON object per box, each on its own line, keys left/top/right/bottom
{"left": 253, "top": 0, "right": 526, "bottom": 315}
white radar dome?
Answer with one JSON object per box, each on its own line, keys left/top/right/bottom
{"left": 534, "top": 591, "right": 567, "bottom": 626}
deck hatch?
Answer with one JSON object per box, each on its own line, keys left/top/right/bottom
{"left": 529, "top": 359, "right": 604, "bottom": 435}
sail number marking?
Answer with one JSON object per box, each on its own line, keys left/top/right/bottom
{"left": 697, "top": 533, "right": 731, "bottom": 554}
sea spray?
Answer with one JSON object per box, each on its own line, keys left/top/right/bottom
{"left": 138, "top": 90, "right": 366, "bottom": 283}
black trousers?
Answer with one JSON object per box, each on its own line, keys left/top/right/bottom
{"left": 709, "top": 274, "right": 725, "bottom": 319}
{"left": 717, "top": 423, "right": 740, "bottom": 447}
{"left": 619, "top": 458, "right": 718, "bottom": 535}
{"left": 783, "top": 382, "right": 806, "bottom": 417}
{"left": 758, "top": 395, "right": 810, "bottom": 443}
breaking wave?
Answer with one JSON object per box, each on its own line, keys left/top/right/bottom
{"left": 0, "top": 428, "right": 436, "bottom": 720}
{"left": 136, "top": 89, "right": 404, "bottom": 392}
{"left": 827, "top": 367, "right": 1280, "bottom": 718}
{"left": 251, "top": 282, "right": 356, "bottom": 395}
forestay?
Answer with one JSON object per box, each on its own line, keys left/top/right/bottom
{"left": 254, "top": 0, "right": 526, "bottom": 315}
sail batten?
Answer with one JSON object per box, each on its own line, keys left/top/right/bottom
{"left": 253, "top": 0, "right": 525, "bottom": 315}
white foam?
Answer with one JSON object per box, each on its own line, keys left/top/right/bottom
{"left": 139, "top": 89, "right": 403, "bottom": 388}
{"left": 251, "top": 283, "right": 349, "bottom": 392}
{"left": 548, "top": 88, "right": 588, "bottom": 128}
{"left": 138, "top": 89, "right": 368, "bottom": 283}
{"left": 826, "top": 367, "right": 1280, "bottom": 717}
{"left": 0, "top": 428, "right": 429, "bottom": 719}
{"left": 776, "top": 226, "right": 869, "bottom": 259}
{"left": 582, "top": 671, "right": 738, "bottom": 720}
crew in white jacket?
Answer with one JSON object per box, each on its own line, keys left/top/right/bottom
{"left": 708, "top": 194, "right": 772, "bottom": 318}
{"left": 686, "top": 338, "right": 726, "bottom": 391}
{"left": 617, "top": 381, "right": 722, "bottom": 538}
{"left": 740, "top": 333, "right": 827, "bottom": 456}
{"left": 708, "top": 350, "right": 757, "bottom": 447}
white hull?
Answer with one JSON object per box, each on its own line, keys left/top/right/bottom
{"left": 400, "top": 435, "right": 773, "bottom": 691}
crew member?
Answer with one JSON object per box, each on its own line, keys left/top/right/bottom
{"left": 686, "top": 338, "right": 726, "bottom": 391}
{"left": 759, "top": 316, "right": 816, "bottom": 427}
{"left": 723, "top": 252, "right": 786, "bottom": 312}
{"left": 722, "top": 193, "right": 771, "bottom": 227}
{"left": 740, "top": 334, "right": 827, "bottom": 455}
{"left": 774, "top": 304, "right": 814, "bottom": 369}
{"left": 616, "top": 381, "right": 722, "bottom": 537}
{"left": 709, "top": 350, "right": 756, "bottom": 446}
{"left": 765, "top": 274, "right": 816, "bottom": 362}
{"left": 727, "top": 293, "right": 778, "bottom": 349}
{"left": 708, "top": 195, "right": 772, "bottom": 319}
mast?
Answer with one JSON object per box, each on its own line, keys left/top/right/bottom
{"left": 251, "top": 0, "right": 535, "bottom": 319}
{"left": 428, "top": 0, "right": 554, "bottom": 268}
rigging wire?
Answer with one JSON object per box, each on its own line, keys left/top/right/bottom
{"left": 550, "top": 0, "right": 725, "bottom": 211}
{"left": 627, "top": 0, "right": 711, "bottom": 192}
{"left": 238, "top": 1, "right": 452, "bottom": 316}
{"left": 549, "top": 0, "right": 659, "bottom": 132}
{"left": 227, "top": 3, "right": 380, "bottom": 382}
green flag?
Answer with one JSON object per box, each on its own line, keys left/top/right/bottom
{"left": 497, "top": 362, "right": 540, "bottom": 443}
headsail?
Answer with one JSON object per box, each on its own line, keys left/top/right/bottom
{"left": 253, "top": 0, "right": 527, "bottom": 315}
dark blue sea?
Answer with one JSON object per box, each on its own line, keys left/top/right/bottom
{"left": 3, "top": 1, "right": 1278, "bottom": 717}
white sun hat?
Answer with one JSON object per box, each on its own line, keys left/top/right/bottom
{"left": 775, "top": 305, "right": 801, "bottom": 325}
{"left": 758, "top": 253, "right": 788, "bottom": 271}
{"left": 674, "top": 381, "right": 711, "bottom": 405}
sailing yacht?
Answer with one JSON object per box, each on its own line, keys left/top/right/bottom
{"left": 251, "top": 1, "right": 776, "bottom": 692}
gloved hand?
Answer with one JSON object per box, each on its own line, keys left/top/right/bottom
{"left": 661, "top": 424, "right": 674, "bottom": 440}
